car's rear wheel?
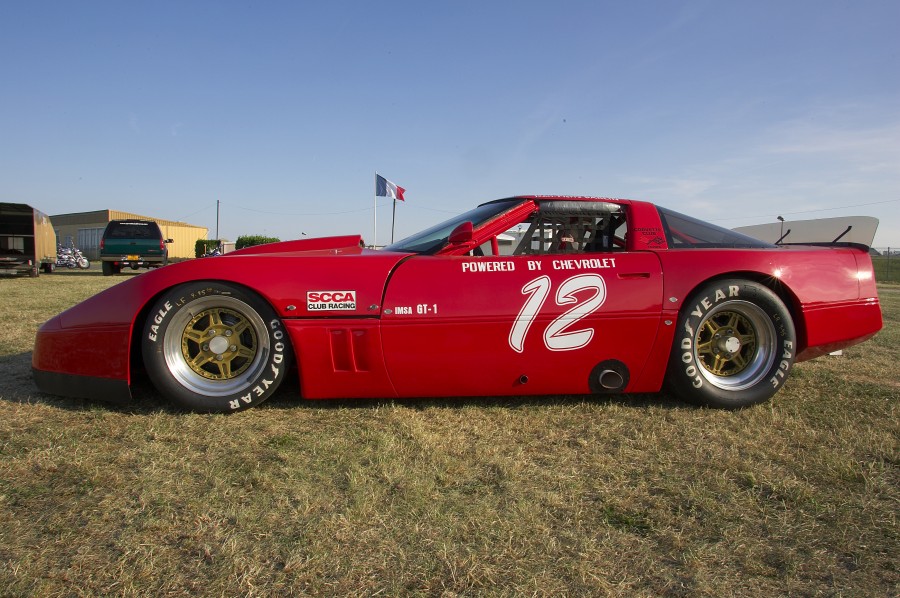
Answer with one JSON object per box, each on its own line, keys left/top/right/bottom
{"left": 102, "top": 261, "right": 114, "bottom": 276}
{"left": 142, "top": 282, "right": 292, "bottom": 412}
{"left": 666, "top": 279, "right": 796, "bottom": 408}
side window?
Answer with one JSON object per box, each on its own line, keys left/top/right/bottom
{"left": 467, "top": 239, "right": 492, "bottom": 256}
{"left": 657, "top": 207, "right": 774, "bottom": 249}
{"left": 511, "top": 202, "right": 627, "bottom": 255}
{"left": 467, "top": 235, "right": 518, "bottom": 256}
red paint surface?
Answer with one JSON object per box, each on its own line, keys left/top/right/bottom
{"left": 33, "top": 196, "right": 883, "bottom": 402}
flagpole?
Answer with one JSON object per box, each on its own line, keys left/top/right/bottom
{"left": 373, "top": 172, "right": 377, "bottom": 248}
{"left": 391, "top": 197, "right": 397, "bottom": 243}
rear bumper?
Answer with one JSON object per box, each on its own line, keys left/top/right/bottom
{"left": 0, "top": 257, "right": 35, "bottom": 274}
{"left": 101, "top": 255, "right": 167, "bottom": 269}
{"left": 797, "top": 298, "right": 883, "bottom": 361}
{"left": 100, "top": 256, "right": 166, "bottom": 263}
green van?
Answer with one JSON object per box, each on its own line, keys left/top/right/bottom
{"left": 99, "top": 220, "right": 172, "bottom": 276}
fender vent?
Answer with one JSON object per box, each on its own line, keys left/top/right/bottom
{"left": 329, "top": 328, "right": 371, "bottom": 372}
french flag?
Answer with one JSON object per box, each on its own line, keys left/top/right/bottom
{"left": 375, "top": 174, "right": 406, "bottom": 201}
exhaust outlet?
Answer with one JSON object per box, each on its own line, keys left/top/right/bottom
{"left": 598, "top": 369, "right": 624, "bottom": 390}
{"left": 589, "top": 360, "right": 630, "bottom": 394}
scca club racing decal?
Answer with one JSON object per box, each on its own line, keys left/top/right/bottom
{"left": 307, "top": 290, "right": 357, "bottom": 311}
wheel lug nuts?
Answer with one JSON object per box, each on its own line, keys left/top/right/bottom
{"left": 230, "top": 345, "right": 237, "bottom": 352}
{"left": 216, "top": 355, "right": 223, "bottom": 361}
{"left": 225, "top": 330, "right": 232, "bottom": 337}
{"left": 202, "top": 344, "right": 209, "bottom": 351}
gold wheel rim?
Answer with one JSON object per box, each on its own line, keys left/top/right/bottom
{"left": 695, "top": 309, "right": 758, "bottom": 378}
{"left": 181, "top": 307, "right": 258, "bottom": 380}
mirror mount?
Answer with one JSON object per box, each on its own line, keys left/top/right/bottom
{"left": 448, "top": 221, "right": 474, "bottom": 246}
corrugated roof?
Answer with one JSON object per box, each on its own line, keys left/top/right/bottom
{"left": 50, "top": 209, "right": 205, "bottom": 229}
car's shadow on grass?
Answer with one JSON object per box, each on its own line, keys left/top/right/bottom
{"left": 261, "top": 390, "right": 694, "bottom": 413}
{"left": 44, "top": 268, "right": 103, "bottom": 277}
{"left": 0, "top": 353, "right": 42, "bottom": 403}
{"left": 48, "top": 269, "right": 145, "bottom": 278}
{"left": 3, "top": 351, "right": 693, "bottom": 415}
{"left": 0, "top": 352, "right": 173, "bottom": 414}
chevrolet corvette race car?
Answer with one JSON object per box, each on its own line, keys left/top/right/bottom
{"left": 33, "top": 196, "right": 882, "bottom": 412}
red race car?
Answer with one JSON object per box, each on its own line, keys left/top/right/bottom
{"left": 33, "top": 196, "right": 882, "bottom": 412}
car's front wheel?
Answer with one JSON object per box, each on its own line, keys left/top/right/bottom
{"left": 666, "top": 279, "right": 796, "bottom": 408}
{"left": 141, "top": 282, "right": 292, "bottom": 412}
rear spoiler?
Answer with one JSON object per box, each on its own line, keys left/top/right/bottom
{"left": 733, "top": 216, "right": 879, "bottom": 250}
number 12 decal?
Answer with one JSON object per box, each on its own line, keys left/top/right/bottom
{"left": 508, "top": 274, "right": 607, "bottom": 353}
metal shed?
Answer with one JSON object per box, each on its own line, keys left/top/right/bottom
{"left": 51, "top": 210, "right": 208, "bottom": 261}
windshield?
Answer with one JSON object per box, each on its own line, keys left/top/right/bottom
{"left": 383, "top": 198, "right": 524, "bottom": 254}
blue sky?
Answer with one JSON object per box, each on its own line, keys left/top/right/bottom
{"left": 2, "top": 1, "right": 899, "bottom": 247}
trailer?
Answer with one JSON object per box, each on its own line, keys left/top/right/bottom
{"left": 0, "top": 203, "right": 57, "bottom": 277}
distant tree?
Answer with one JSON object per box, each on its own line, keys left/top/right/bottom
{"left": 235, "top": 235, "right": 280, "bottom": 250}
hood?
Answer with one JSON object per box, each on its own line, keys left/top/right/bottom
{"left": 227, "top": 235, "right": 365, "bottom": 257}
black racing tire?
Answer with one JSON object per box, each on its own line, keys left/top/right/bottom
{"left": 666, "top": 279, "right": 796, "bottom": 408}
{"left": 102, "top": 261, "right": 114, "bottom": 276}
{"left": 141, "top": 281, "right": 292, "bottom": 412}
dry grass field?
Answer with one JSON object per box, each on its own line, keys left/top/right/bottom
{"left": 1, "top": 269, "right": 897, "bottom": 597}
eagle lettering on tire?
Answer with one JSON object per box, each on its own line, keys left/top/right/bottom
{"left": 141, "top": 282, "right": 292, "bottom": 412}
{"left": 666, "top": 279, "right": 796, "bottom": 408}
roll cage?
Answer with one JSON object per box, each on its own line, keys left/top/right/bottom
{"left": 384, "top": 197, "right": 630, "bottom": 257}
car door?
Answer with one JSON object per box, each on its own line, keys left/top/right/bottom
{"left": 380, "top": 250, "right": 664, "bottom": 398}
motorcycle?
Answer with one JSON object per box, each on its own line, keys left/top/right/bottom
{"left": 57, "top": 244, "right": 90, "bottom": 269}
